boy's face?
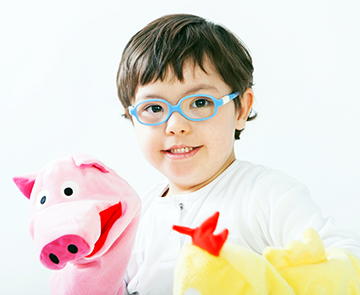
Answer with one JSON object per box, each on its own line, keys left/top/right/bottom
{"left": 132, "top": 60, "right": 253, "bottom": 194}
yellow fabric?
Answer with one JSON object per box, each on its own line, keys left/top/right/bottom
{"left": 174, "top": 228, "right": 360, "bottom": 295}
{"left": 264, "top": 228, "right": 360, "bottom": 294}
{"left": 173, "top": 242, "right": 294, "bottom": 295}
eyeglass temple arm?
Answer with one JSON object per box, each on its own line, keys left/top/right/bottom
{"left": 222, "top": 91, "right": 240, "bottom": 105}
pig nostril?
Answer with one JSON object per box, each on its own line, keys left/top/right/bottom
{"left": 68, "top": 244, "right": 78, "bottom": 254}
{"left": 49, "top": 253, "right": 59, "bottom": 264}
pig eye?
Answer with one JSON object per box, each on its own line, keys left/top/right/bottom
{"left": 184, "top": 288, "right": 201, "bottom": 295}
{"left": 60, "top": 181, "right": 79, "bottom": 199}
{"left": 35, "top": 190, "right": 49, "bottom": 208}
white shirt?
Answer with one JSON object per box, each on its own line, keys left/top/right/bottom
{"left": 124, "top": 160, "right": 360, "bottom": 295}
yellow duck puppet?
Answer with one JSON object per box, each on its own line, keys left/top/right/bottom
{"left": 172, "top": 212, "right": 360, "bottom": 295}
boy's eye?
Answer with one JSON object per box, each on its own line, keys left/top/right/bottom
{"left": 143, "top": 104, "right": 164, "bottom": 113}
{"left": 190, "top": 98, "right": 213, "bottom": 108}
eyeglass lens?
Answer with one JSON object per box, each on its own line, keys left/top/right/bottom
{"left": 136, "top": 96, "right": 215, "bottom": 124}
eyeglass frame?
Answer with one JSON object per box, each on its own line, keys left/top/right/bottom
{"left": 128, "top": 91, "right": 240, "bottom": 126}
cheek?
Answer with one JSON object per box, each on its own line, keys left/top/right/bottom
{"left": 206, "top": 110, "right": 237, "bottom": 143}
{"left": 134, "top": 125, "right": 160, "bottom": 162}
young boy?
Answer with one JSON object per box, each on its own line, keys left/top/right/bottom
{"left": 117, "top": 14, "right": 360, "bottom": 294}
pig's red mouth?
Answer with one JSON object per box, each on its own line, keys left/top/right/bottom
{"left": 85, "top": 201, "right": 122, "bottom": 258}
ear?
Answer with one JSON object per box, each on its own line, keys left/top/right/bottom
{"left": 72, "top": 154, "right": 109, "bottom": 173}
{"left": 13, "top": 174, "right": 37, "bottom": 199}
{"left": 236, "top": 88, "right": 254, "bottom": 130}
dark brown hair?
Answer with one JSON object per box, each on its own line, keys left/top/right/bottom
{"left": 116, "top": 14, "right": 256, "bottom": 139}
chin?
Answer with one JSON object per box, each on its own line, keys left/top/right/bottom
{"left": 165, "top": 166, "right": 196, "bottom": 179}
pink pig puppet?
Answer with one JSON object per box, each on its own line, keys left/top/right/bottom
{"left": 13, "top": 154, "right": 141, "bottom": 295}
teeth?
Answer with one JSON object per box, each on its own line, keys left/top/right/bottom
{"left": 170, "top": 147, "right": 194, "bottom": 153}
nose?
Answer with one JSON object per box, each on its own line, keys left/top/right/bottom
{"left": 165, "top": 111, "right": 191, "bottom": 135}
{"left": 40, "top": 235, "right": 90, "bottom": 270}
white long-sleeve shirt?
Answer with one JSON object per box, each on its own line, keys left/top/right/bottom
{"left": 124, "top": 160, "right": 360, "bottom": 295}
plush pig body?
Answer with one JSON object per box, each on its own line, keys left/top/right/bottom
{"left": 14, "top": 154, "right": 141, "bottom": 295}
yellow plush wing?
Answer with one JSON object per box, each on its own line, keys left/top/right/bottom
{"left": 173, "top": 243, "right": 295, "bottom": 295}
{"left": 264, "top": 228, "right": 360, "bottom": 294}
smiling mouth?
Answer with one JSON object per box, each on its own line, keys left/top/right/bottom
{"left": 162, "top": 146, "right": 202, "bottom": 158}
{"left": 165, "top": 146, "right": 202, "bottom": 153}
{"left": 170, "top": 147, "right": 194, "bottom": 154}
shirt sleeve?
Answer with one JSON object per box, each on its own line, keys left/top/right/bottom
{"left": 242, "top": 169, "right": 360, "bottom": 258}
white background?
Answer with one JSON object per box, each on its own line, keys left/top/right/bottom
{"left": 1, "top": 0, "right": 359, "bottom": 294}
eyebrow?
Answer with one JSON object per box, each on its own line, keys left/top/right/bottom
{"left": 136, "top": 84, "right": 219, "bottom": 102}
{"left": 182, "top": 84, "right": 218, "bottom": 96}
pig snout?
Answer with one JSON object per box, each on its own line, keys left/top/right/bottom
{"left": 40, "top": 235, "right": 91, "bottom": 270}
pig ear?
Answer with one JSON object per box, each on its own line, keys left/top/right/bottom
{"left": 13, "top": 174, "right": 37, "bottom": 199}
{"left": 72, "top": 154, "right": 109, "bottom": 173}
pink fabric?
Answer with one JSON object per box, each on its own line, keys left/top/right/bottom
{"left": 73, "top": 153, "right": 110, "bottom": 173}
{"left": 14, "top": 154, "right": 141, "bottom": 295}
{"left": 41, "top": 235, "right": 91, "bottom": 270}
{"left": 13, "top": 175, "right": 36, "bottom": 199}
{"left": 87, "top": 201, "right": 123, "bottom": 258}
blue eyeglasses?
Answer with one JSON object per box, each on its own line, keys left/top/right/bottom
{"left": 128, "top": 92, "right": 240, "bottom": 126}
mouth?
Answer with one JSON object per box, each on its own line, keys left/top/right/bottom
{"left": 169, "top": 147, "right": 194, "bottom": 153}
{"left": 85, "top": 201, "right": 122, "bottom": 258}
{"left": 162, "top": 146, "right": 202, "bottom": 159}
